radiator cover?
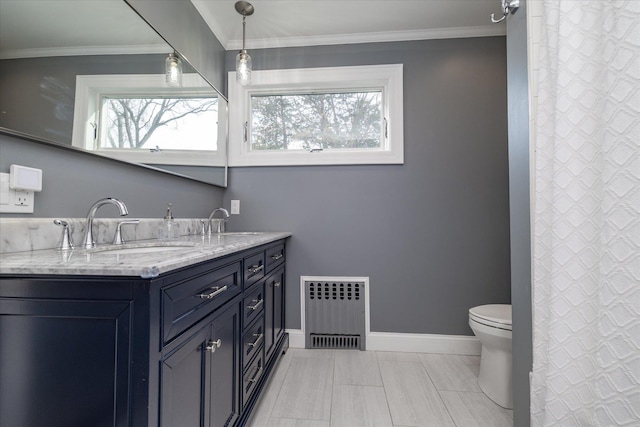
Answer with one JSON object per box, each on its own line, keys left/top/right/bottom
{"left": 304, "top": 280, "right": 366, "bottom": 350}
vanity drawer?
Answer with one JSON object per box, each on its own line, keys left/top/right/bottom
{"left": 244, "top": 251, "right": 265, "bottom": 289}
{"left": 243, "top": 282, "right": 264, "bottom": 329}
{"left": 242, "top": 318, "right": 264, "bottom": 371}
{"left": 265, "top": 243, "right": 285, "bottom": 273}
{"left": 162, "top": 261, "right": 242, "bottom": 345}
{"left": 242, "top": 349, "right": 265, "bottom": 409}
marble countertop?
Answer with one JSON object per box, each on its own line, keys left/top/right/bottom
{"left": 0, "top": 232, "right": 291, "bottom": 278}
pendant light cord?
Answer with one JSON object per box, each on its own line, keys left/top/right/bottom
{"left": 242, "top": 16, "right": 247, "bottom": 51}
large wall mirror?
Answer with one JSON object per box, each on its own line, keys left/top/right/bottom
{"left": 0, "top": 0, "right": 228, "bottom": 187}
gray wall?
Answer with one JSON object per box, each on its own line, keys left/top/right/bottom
{"left": 224, "top": 37, "right": 511, "bottom": 335}
{"left": 0, "top": 132, "right": 222, "bottom": 218}
{"left": 507, "top": 0, "right": 533, "bottom": 424}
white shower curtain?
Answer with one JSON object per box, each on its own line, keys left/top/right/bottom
{"left": 531, "top": 0, "right": 639, "bottom": 426}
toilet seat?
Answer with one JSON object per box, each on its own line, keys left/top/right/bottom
{"left": 469, "top": 304, "right": 512, "bottom": 331}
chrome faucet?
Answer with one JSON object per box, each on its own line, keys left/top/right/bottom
{"left": 82, "top": 197, "right": 129, "bottom": 249}
{"left": 53, "top": 219, "right": 73, "bottom": 251}
{"left": 207, "top": 207, "right": 230, "bottom": 234}
{"left": 113, "top": 219, "right": 140, "bottom": 245}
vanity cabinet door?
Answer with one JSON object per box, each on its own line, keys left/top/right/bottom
{"left": 160, "top": 325, "right": 210, "bottom": 427}
{"left": 159, "top": 298, "right": 240, "bottom": 427}
{"left": 0, "top": 298, "right": 132, "bottom": 427}
{"left": 209, "top": 298, "right": 241, "bottom": 427}
{"left": 264, "top": 267, "right": 285, "bottom": 361}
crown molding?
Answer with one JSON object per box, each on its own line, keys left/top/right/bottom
{"left": 226, "top": 25, "right": 506, "bottom": 50}
{"left": 0, "top": 44, "right": 171, "bottom": 60}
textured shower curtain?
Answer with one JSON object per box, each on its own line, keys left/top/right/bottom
{"left": 531, "top": 0, "right": 639, "bottom": 426}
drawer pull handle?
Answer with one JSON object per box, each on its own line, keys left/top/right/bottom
{"left": 206, "top": 339, "right": 222, "bottom": 353}
{"left": 247, "top": 299, "right": 263, "bottom": 311}
{"left": 248, "top": 333, "right": 263, "bottom": 348}
{"left": 271, "top": 253, "right": 283, "bottom": 261}
{"left": 197, "top": 285, "right": 228, "bottom": 299}
{"left": 248, "top": 264, "right": 264, "bottom": 274}
{"left": 247, "top": 367, "right": 263, "bottom": 383}
{"left": 270, "top": 281, "right": 281, "bottom": 288}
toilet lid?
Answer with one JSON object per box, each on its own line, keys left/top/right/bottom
{"left": 469, "top": 304, "right": 512, "bottom": 331}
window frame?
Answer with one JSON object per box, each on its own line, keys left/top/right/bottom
{"left": 228, "top": 64, "right": 404, "bottom": 167}
{"left": 72, "top": 74, "right": 226, "bottom": 166}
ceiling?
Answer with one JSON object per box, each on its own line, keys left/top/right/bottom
{"left": 0, "top": 0, "right": 506, "bottom": 58}
{"left": 191, "top": 0, "right": 506, "bottom": 50}
{"left": 0, "top": 0, "right": 168, "bottom": 58}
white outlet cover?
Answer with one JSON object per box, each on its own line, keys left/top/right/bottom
{"left": 0, "top": 172, "right": 35, "bottom": 213}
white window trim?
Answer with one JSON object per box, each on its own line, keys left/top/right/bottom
{"left": 72, "top": 74, "right": 226, "bottom": 167}
{"left": 228, "top": 64, "right": 403, "bottom": 167}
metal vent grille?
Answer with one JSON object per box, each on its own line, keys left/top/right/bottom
{"left": 305, "top": 280, "right": 365, "bottom": 350}
{"left": 308, "top": 282, "right": 361, "bottom": 301}
{"left": 310, "top": 334, "right": 361, "bottom": 349}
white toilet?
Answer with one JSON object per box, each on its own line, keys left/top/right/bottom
{"left": 468, "top": 304, "right": 513, "bottom": 409}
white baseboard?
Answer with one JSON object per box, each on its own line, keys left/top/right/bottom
{"left": 286, "top": 329, "right": 306, "bottom": 348}
{"left": 367, "top": 332, "right": 480, "bottom": 355}
{"left": 286, "top": 329, "right": 480, "bottom": 355}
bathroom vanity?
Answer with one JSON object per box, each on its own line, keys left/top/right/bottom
{"left": 0, "top": 232, "right": 290, "bottom": 427}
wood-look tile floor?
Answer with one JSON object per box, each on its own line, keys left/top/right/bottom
{"left": 247, "top": 349, "right": 513, "bottom": 427}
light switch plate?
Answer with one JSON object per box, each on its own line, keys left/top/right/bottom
{"left": 230, "top": 200, "right": 240, "bottom": 215}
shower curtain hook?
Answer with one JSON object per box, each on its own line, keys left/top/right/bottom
{"left": 491, "top": 0, "right": 520, "bottom": 23}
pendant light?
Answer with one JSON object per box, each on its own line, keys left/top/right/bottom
{"left": 235, "top": 1, "right": 254, "bottom": 86}
{"left": 165, "top": 52, "right": 182, "bottom": 87}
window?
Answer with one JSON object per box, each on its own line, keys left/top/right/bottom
{"left": 98, "top": 95, "right": 217, "bottom": 151}
{"left": 72, "top": 74, "right": 226, "bottom": 166}
{"left": 229, "top": 64, "right": 403, "bottom": 166}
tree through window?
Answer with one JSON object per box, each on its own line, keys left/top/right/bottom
{"left": 250, "top": 91, "right": 382, "bottom": 151}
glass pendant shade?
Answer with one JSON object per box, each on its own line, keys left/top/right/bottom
{"left": 165, "top": 53, "right": 182, "bottom": 87}
{"left": 236, "top": 50, "right": 252, "bottom": 86}
{"left": 234, "top": 1, "right": 254, "bottom": 86}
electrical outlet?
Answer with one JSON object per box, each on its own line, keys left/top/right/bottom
{"left": 230, "top": 200, "right": 240, "bottom": 215}
{"left": 0, "top": 172, "right": 35, "bottom": 213}
{"left": 15, "top": 191, "right": 31, "bottom": 206}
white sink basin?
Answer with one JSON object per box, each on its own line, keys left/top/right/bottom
{"left": 90, "top": 242, "right": 196, "bottom": 255}
{"left": 218, "top": 232, "right": 264, "bottom": 236}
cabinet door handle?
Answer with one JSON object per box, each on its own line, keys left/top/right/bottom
{"left": 248, "top": 264, "right": 264, "bottom": 274}
{"left": 271, "top": 253, "right": 283, "bottom": 261}
{"left": 270, "top": 281, "right": 281, "bottom": 288}
{"left": 247, "top": 298, "right": 263, "bottom": 311}
{"left": 196, "top": 285, "right": 228, "bottom": 299}
{"left": 247, "top": 366, "right": 263, "bottom": 383}
{"left": 206, "top": 339, "right": 222, "bottom": 353}
{"left": 247, "top": 333, "right": 263, "bottom": 348}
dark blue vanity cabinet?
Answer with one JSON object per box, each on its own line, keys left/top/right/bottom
{"left": 0, "top": 281, "right": 136, "bottom": 427}
{"left": 0, "top": 239, "right": 288, "bottom": 427}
